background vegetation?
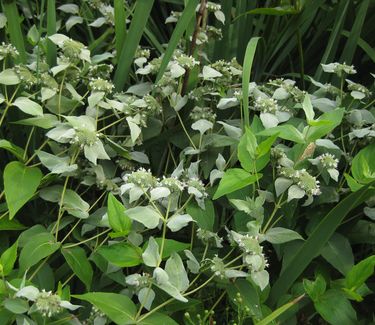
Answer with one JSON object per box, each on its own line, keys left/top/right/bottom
{"left": 0, "top": 0, "right": 374, "bottom": 324}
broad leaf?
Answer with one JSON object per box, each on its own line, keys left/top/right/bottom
{"left": 73, "top": 292, "right": 136, "bottom": 324}
{"left": 0, "top": 139, "right": 26, "bottom": 161}
{"left": 126, "top": 206, "right": 161, "bottom": 229}
{"left": 13, "top": 97, "right": 43, "bottom": 116}
{"left": 314, "top": 290, "right": 357, "bottom": 325}
{"left": 19, "top": 232, "right": 61, "bottom": 272}
{"left": 0, "top": 240, "right": 18, "bottom": 276}
{"left": 62, "top": 247, "right": 93, "bottom": 290}
{"left": 264, "top": 227, "right": 304, "bottom": 244}
{"left": 4, "top": 162, "right": 42, "bottom": 219}
{"left": 107, "top": 193, "right": 132, "bottom": 235}
{"left": 213, "top": 169, "right": 262, "bottom": 199}
{"left": 97, "top": 242, "right": 142, "bottom": 267}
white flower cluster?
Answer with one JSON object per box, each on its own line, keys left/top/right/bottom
{"left": 7, "top": 284, "right": 80, "bottom": 318}
{"left": 196, "top": 228, "right": 223, "bottom": 248}
{"left": 321, "top": 62, "right": 357, "bottom": 77}
{"left": 89, "top": 77, "right": 115, "bottom": 94}
{"left": 254, "top": 97, "right": 279, "bottom": 114}
{"left": 121, "top": 165, "right": 208, "bottom": 209}
{"left": 229, "top": 230, "right": 269, "bottom": 290}
{"left": 0, "top": 42, "right": 19, "bottom": 60}
{"left": 318, "top": 153, "right": 339, "bottom": 169}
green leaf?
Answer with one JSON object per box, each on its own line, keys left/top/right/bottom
{"left": 97, "top": 242, "right": 142, "bottom": 267}
{"left": 186, "top": 200, "right": 215, "bottom": 231}
{"left": 239, "top": 6, "right": 300, "bottom": 18}
{"left": 0, "top": 217, "right": 26, "bottom": 231}
{"left": 0, "top": 240, "right": 18, "bottom": 276}
{"left": 4, "top": 162, "right": 43, "bottom": 219}
{"left": 264, "top": 227, "right": 304, "bottom": 244}
{"left": 114, "top": 0, "right": 126, "bottom": 57}
{"left": 3, "top": 298, "right": 29, "bottom": 314}
{"left": 306, "top": 108, "right": 344, "bottom": 142}
{"left": 73, "top": 292, "right": 136, "bottom": 325}
{"left": 269, "top": 183, "right": 374, "bottom": 304}
{"left": 256, "top": 133, "right": 278, "bottom": 158}
{"left": 258, "top": 125, "right": 305, "bottom": 143}
{"left": 0, "top": 69, "right": 20, "bottom": 85}
{"left": 39, "top": 185, "right": 90, "bottom": 219}
{"left": 314, "top": 290, "right": 357, "bottom": 325}
{"left": 0, "top": 139, "right": 26, "bottom": 161}
{"left": 226, "top": 279, "right": 262, "bottom": 319}
{"left": 339, "top": 0, "right": 369, "bottom": 65}
{"left": 165, "top": 252, "right": 189, "bottom": 291}
{"left": 126, "top": 206, "right": 161, "bottom": 229}
{"left": 107, "top": 193, "right": 132, "bottom": 236}
{"left": 242, "top": 37, "right": 260, "bottom": 127}
{"left": 302, "top": 94, "right": 315, "bottom": 123}
{"left": 62, "top": 247, "right": 93, "bottom": 290}
{"left": 2, "top": 1, "right": 26, "bottom": 63}
{"left": 313, "top": 0, "right": 350, "bottom": 82}
{"left": 155, "top": 0, "right": 199, "bottom": 83}
{"left": 139, "top": 312, "right": 179, "bottom": 325}
{"left": 151, "top": 238, "right": 190, "bottom": 260}
{"left": 13, "top": 114, "right": 58, "bottom": 129}
{"left": 351, "top": 143, "right": 375, "bottom": 184}
{"left": 256, "top": 295, "right": 304, "bottom": 325}
{"left": 142, "top": 236, "right": 160, "bottom": 267}
{"left": 13, "top": 97, "right": 43, "bottom": 117}
{"left": 321, "top": 233, "right": 354, "bottom": 275}
{"left": 345, "top": 255, "right": 375, "bottom": 291}
{"left": 238, "top": 127, "right": 257, "bottom": 172}
{"left": 303, "top": 274, "right": 326, "bottom": 302}
{"left": 113, "top": 0, "right": 155, "bottom": 90}
{"left": 46, "top": 0, "right": 57, "bottom": 66}
{"left": 213, "top": 169, "right": 262, "bottom": 199}
{"left": 19, "top": 232, "right": 61, "bottom": 272}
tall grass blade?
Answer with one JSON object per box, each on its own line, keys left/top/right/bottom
{"left": 339, "top": 0, "right": 369, "bottom": 65}
{"left": 341, "top": 31, "right": 375, "bottom": 63}
{"left": 113, "top": 0, "right": 155, "bottom": 91}
{"left": 114, "top": 0, "right": 126, "bottom": 58}
{"left": 155, "top": 0, "right": 199, "bottom": 84}
{"left": 257, "top": 295, "right": 305, "bottom": 325}
{"left": 242, "top": 37, "right": 260, "bottom": 128}
{"left": 213, "top": 0, "right": 233, "bottom": 60}
{"left": 2, "top": 1, "right": 27, "bottom": 63}
{"left": 313, "top": 0, "right": 350, "bottom": 82}
{"left": 46, "top": 0, "right": 57, "bottom": 66}
{"left": 269, "top": 184, "right": 375, "bottom": 305}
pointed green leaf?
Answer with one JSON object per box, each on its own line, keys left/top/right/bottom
{"left": 4, "top": 162, "right": 43, "bottom": 219}
{"left": 62, "top": 247, "right": 93, "bottom": 290}
{"left": 73, "top": 292, "right": 136, "bottom": 324}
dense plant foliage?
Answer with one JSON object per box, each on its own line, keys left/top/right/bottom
{"left": 0, "top": 0, "right": 374, "bottom": 324}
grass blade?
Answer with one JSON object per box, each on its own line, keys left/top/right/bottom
{"left": 155, "top": 0, "right": 199, "bottom": 84}
{"left": 313, "top": 0, "right": 350, "bottom": 82}
{"left": 113, "top": 0, "right": 155, "bottom": 91}
{"left": 341, "top": 30, "right": 375, "bottom": 63}
{"left": 46, "top": 0, "right": 57, "bottom": 66}
{"left": 114, "top": 0, "right": 126, "bottom": 58}
{"left": 269, "top": 184, "right": 375, "bottom": 305}
{"left": 213, "top": 0, "right": 233, "bottom": 60}
{"left": 257, "top": 295, "right": 305, "bottom": 325}
{"left": 2, "top": 1, "right": 27, "bottom": 63}
{"left": 242, "top": 37, "right": 260, "bottom": 128}
{"left": 339, "top": 0, "right": 370, "bottom": 65}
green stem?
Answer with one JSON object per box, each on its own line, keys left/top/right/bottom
{"left": 62, "top": 229, "right": 111, "bottom": 248}
{"left": 158, "top": 198, "right": 171, "bottom": 267}
{"left": 176, "top": 110, "right": 197, "bottom": 150}
{"left": 262, "top": 195, "right": 284, "bottom": 233}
